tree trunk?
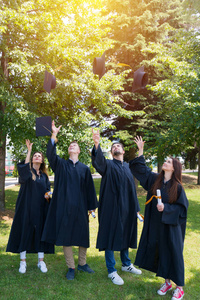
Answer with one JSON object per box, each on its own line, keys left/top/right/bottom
{"left": 125, "top": 146, "right": 139, "bottom": 189}
{"left": 157, "top": 155, "right": 164, "bottom": 173}
{"left": 198, "top": 146, "right": 200, "bottom": 185}
{"left": 0, "top": 135, "right": 6, "bottom": 211}
{"left": 0, "top": 51, "right": 8, "bottom": 211}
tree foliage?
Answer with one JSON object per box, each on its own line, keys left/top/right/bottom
{"left": 101, "top": 0, "right": 187, "bottom": 160}
{"left": 143, "top": 25, "right": 200, "bottom": 180}
{"left": 0, "top": 0, "right": 133, "bottom": 210}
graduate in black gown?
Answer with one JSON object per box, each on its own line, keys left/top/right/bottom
{"left": 129, "top": 136, "right": 188, "bottom": 300}
{"left": 41, "top": 121, "right": 97, "bottom": 280}
{"left": 6, "top": 139, "right": 54, "bottom": 274}
{"left": 91, "top": 129, "right": 141, "bottom": 286}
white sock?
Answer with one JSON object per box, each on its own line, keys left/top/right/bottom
{"left": 20, "top": 251, "right": 26, "bottom": 260}
{"left": 38, "top": 252, "right": 44, "bottom": 261}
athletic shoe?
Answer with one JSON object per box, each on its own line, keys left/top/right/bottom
{"left": 37, "top": 261, "right": 48, "bottom": 273}
{"left": 77, "top": 264, "right": 95, "bottom": 273}
{"left": 66, "top": 268, "right": 75, "bottom": 280}
{"left": 157, "top": 282, "right": 172, "bottom": 295}
{"left": 171, "top": 287, "right": 184, "bottom": 300}
{"left": 19, "top": 261, "right": 26, "bottom": 274}
{"left": 121, "top": 263, "right": 142, "bottom": 275}
{"left": 108, "top": 271, "right": 124, "bottom": 285}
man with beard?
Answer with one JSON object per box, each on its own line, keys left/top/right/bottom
{"left": 91, "top": 129, "right": 141, "bottom": 285}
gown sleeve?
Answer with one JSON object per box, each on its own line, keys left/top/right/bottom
{"left": 162, "top": 186, "right": 188, "bottom": 225}
{"left": 91, "top": 145, "right": 107, "bottom": 176}
{"left": 46, "top": 139, "right": 61, "bottom": 172}
{"left": 85, "top": 167, "right": 98, "bottom": 210}
{"left": 45, "top": 174, "right": 51, "bottom": 193}
{"left": 129, "top": 155, "right": 157, "bottom": 191}
{"left": 17, "top": 161, "right": 32, "bottom": 183}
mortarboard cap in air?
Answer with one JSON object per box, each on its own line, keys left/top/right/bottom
{"left": 93, "top": 52, "right": 106, "bottom": 80}
{"left": 132, "top": 66, "right": 148, "bottom": 92}
{"left": 36, "top": 116, "right": 52, "bottom": 137}
{"left": 43, "top": 71, "right": 56, "bottom": 93}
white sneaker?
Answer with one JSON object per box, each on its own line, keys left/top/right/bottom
{"left": 121, "top": 263, "right": 142, "bottom": 275}
{"left": 108, "top": 271, "right": 124, "bottom": 285}
{"left": 37, "top": 261, "right": 48, "bottom": 273}
{"left": 19, "top": 261, "right": 26, "bottom": 274}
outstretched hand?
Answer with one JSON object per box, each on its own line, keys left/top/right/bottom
{"left": 134, "top": 136, "right": 145, "bottom": 156}
{"left": 52, "top": 120, "right": 62, "bottom": 136}
{"left": 26, "top": 139, "right": 33, "bottom": 152}
{"left": 134, "top": 136, "right": 145, "bottom": 149}
{"left": 92, "top": 128, "right": 100, "bottom": 149}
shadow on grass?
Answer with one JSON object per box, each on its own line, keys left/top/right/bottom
{"left": 0, "top": 221, "right": 11, "bottom": 235}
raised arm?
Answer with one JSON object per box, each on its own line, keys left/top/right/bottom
{"left": 92, "top": 128, "right": 100, "bottom": 150}
{"left": 129, "top": 136, "right": 157, "bottom": 191}
{"left": 134, "top": 136, "right": 145, "bottom": 157}
{"left": 25, "top": 139, "right": 33, "bottom": 164}
{"left": 91, "top": 128, "right": 107, "bottom": 175}
{"left": 51, "top": 120, "right": 62, "bottom": 141}
{"left": 46, "top": 120, "right": 62, "bottom": 172}
{"left": 17, "top": 140, "right": 33, "bottom": 182}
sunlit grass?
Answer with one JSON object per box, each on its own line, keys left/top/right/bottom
{"left": 0, "top": 180, "right": 200, "bottom": 299}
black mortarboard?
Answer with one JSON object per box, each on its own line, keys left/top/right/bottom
{"left": 36, "top": 116, "right": 52, "bottom": 137}
{"left": 132, "top": 66, "right": 148, "bottom": 92}
{"left": 93, "top": 52, "right": 106, "bottom": 80}
{"left": 43, "top": 71, "right": 56, "bottom": 93}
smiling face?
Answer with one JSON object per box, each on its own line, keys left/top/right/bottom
{"left": 68, "top": 142, "right": 80, "bottom": 155}
{"left": 32, "top": 152, "right": 43, "bottom": 164}
{"left": 162, "top": 157, "right": 174, "bottom": 173}
{"left": 111, "top": 143, "right": 125, "bottom": 157}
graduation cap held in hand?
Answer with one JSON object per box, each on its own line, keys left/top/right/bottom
{"left": 43, "top": 71, "right": 56, "bottom": 93}
{"left": 132, "top": 66, "right": 148, "bottom": 92}
{"left": 36, "top": 116, "right": 52, "bottom": 137}
{"left": 93, "top": 52, "right": 106, "bottom": 80}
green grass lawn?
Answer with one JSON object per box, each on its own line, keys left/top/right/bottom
{"left": 184, "top": 172, "right": 198, "bottom": 177}
{"left": 1, "top": 178, "right": 200, "bottom": 300}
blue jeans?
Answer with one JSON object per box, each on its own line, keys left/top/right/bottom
{"left": 105, "top": 249, "right": 131, "bottom": 274}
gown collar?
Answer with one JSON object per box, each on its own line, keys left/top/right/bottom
{"left": 113, "top": 158, "right": 124, "bottom": 165}
{"left": 69, "top": 158, "right": 79, "bottom": 165}
{"left": 32, "top": 167, "right": 42, "bottom": 178}
{"left": 163, "top": 178, "right": 171, "bottom": 185}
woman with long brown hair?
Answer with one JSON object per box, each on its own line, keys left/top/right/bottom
{"left": 7, "top": 139, "right": 54, "bottom": 274}
{"left": 129, "top": 136, "right": 188, "bottom": 300}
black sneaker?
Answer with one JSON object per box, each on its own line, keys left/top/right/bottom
{"left": 66, "top": 268, "right": 75, "bottom": 280}
{"left": 77, "top": 264, "right": 95, "bottom": 273}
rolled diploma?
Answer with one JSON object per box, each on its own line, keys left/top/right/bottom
{"left": 91, "top": 211, "right": 96, "bottom": 218}
{"left": 156, "top": 189, "right": 162, "bottom": 205}
{"left": 137, "top": 212, "right": 144, "bottom": 222}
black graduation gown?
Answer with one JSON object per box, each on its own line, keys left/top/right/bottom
{"left": 41, "top": 140, "right": 97, "bottom": 248}
{"left": 6, "top": 162, "right": 54, "bottom": 254}
{"left": 92, "top": 145, "right": 140, "bottom": 251}
{"left": 129, "top": 155, "right": 189, "bottom": 286}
